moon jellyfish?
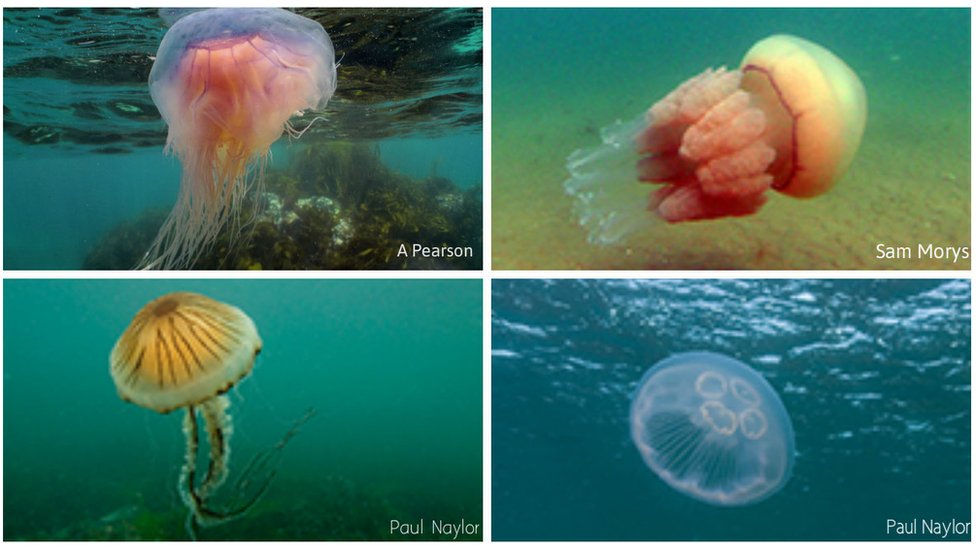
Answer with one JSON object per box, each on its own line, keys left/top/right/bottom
{"left": 110, "top": 292, "right": 312, "bottom": 536}
{"left": 565, "top": 34, "right": 867, "bottom": 244}
{"left": 630, "top": 352, "right": 795, "bottom": 506}
{"left": 142, "top": 8, "right": 337, "bottom": 269}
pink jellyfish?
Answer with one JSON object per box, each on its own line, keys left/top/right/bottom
{"left": 564, "top": 34, "right": 867, "bottom": 245}
{"left": 142, "top": 8, "right": 337, "bottom": 269}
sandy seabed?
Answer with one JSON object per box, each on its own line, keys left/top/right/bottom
{"left": 492, "top": 50, "right": 970, "bottom": 271}
{"left": 492, "top": 98, "right": 970, "bottom": 270}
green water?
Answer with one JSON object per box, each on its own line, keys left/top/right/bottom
{"left": 492, "top": 8, "right": 970, "bottom": 269}
{"left": 4, "top": 279, "right": 483, "bottom": 540}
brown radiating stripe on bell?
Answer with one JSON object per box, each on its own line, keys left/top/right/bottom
{"left": 110, "top": 292, "right": 262, "bottom": 413}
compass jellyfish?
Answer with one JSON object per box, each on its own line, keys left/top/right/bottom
{"left": 110, "top": 291, "right": 314, "bottom": 537}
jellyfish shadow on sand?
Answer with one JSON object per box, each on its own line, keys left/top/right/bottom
{"left": 110, "top": 292, "right": 315, "bottom": 539}
{"left": 630, "top": 352, "right": 795, "bottom": 506}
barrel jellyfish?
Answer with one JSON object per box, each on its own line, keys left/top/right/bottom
{"left": 111, "top": 292, "right": 269, "bottom": 534}
{"left": 142, "top": 8, "right": 337, "bottom": 269}
{"left": 565, "top": 34, "right": 867, "bottom": 245}
{"left": 630, "top": 352, "right": 795, "bottom": 506}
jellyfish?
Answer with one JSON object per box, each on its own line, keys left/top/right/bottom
{"left": 142, "top": 8, "right": 337, "bottom": 269}
{"left": 629, "top": 352, "right": 795, "bottom": 506}
{"left": 565, "top": 34, "right": 867, "bottom": 245}
{"left": 110, "top": 292, "right": 303, "bottom": 536}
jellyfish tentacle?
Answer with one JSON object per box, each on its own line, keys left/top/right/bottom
{"left": 179, "top": 400, "right": 316, "bottom": 536}
{"left": 139, "top": 141, "right": 257, "bottom": 269}
{"left": 222, "top": 406, "right": 317, "bottom": 514}
{"left": 234, "top": 407, "right": 316, "bottom": 491}
{"left": 286, "top": 116, "right": 328, "bottom": 139}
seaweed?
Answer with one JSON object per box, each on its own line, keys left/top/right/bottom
{"left": 82, "top": 208, "right": 168, "bottom": 269}
{"left": 13, "top": 475, "right": 411, "bottom": 541}
{"left": 198, "top": 475, "right": 406, "bottom": 541}
{"left": 82, "top": 142, "right": 482, "bottom": 270}
{"left": 13, "top": 490, "right": 187, "bottom": 541}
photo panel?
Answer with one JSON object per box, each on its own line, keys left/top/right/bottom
{"left": 492, "top": 8, "right": 970, "bottom": 269}
{"left": 4, "top": 279, "right": 483, "bottom": 540}
{"left": 4, "top": 8, "right": 483, "bottom": 270}
{"left": 492, "top": 279, "right": 970, "bottom": 540}
{"left": 3, "top": 2, "right": 975, "bottom": 547}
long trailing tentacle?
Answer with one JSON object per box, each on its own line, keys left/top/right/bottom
{"left": 213, "top": 407, "right": 318, "bottom": 519}
{"left": 178, "top": 400, "right": 317, "bottom": 538}
{"left": 233, "top": 407, "right": 317, "bottom": 495}
{"left": 138, "top": 148, "right": 266, "bottom": 270}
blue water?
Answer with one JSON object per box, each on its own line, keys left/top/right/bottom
{"left": 3, "top": 132, "right": 483, "bottom": 270}
{"left": 3, "top": 8, "right": 483, "bottom": 269}
{"left": 378, "top": 132, "right": 483, "bottom": 188}
{"left": 4, "top": 279, "right": 483, "bottom": 540}
{"left": 492, "top": 279, "right": 971, "bottom": 541}
{"left": 3, "top": 138, "right": 179, "bottom": 270}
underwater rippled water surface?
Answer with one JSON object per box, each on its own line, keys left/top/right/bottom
{"left": 4, "top": 8, "right": 482, "bottom": 148}
{"left": 3, "top": 8, "right": 483, "bottom": 269}
{"left": 4, "top": 279, "right": 483, "bottom": 541}
{"left": 492, "top": 279, "right": 970, "bottom": 541}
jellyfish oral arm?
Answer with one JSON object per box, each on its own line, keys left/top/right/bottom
{"left": 180, "top": 403, "right": 206, "bottom": 537}
{"left": 635, "top": 68, "right": 776, "bottom": 222}
{"left": 562, "top": 67, "right": 779, "bottom": 244}
{"left": 178, "top": 395, "right": 262, "bottom": 539}
{"left": 563, "top": 116, "right": 664, "bottom": 245}
{"left": 180, "top": 396, "right": 236, "bottom": 534}
{"left": 198, "top": 396, "right": 232, "bottom": 500}
{"left": 177, "top": 397, "right": 317, "bottom": 538}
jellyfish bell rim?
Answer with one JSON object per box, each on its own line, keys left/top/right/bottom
{"left": 112, "top": 351, "right": 259, "bottom": 415}
{"left": 109, "top": 292, "right": 263, "bottom": 414}
{"left": 630, "top": 351, "right": 796, "bottom": 507}
{"left": 740, "top": 34, "right": 867, "bottom": 198}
